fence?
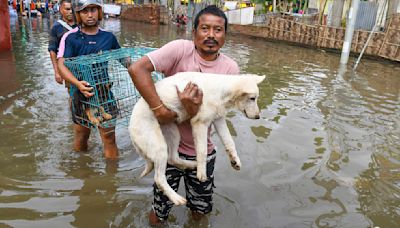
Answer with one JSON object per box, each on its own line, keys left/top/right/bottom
{"left": 229, "top": 13, "right": 400, "bottom": 62}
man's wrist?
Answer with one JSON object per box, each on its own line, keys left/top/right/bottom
{"left": 154, "top": 105, "right": 177, "bottom": 119}
{"left": 153, "top": 105, "right": 168, "bottom": 116}
{"left": 150, "top": 103, "right": 164, "bottom": 111}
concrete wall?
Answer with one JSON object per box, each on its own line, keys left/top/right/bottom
{"left": 121, "top": 4, "right": 161, "bottom": 24}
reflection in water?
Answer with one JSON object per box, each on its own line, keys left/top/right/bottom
{"left": 0, "top": 51, "right": 18, "bottom": 97}
{"left": 0, "top": 51, "right": 21, "bottom": 113}
{"left": 0, "top": 16, "right": 399, "bottom": 227}
{"left": 250, "top": 125, "right": 271, "bottom": 142}
{"left": 312, "top": 174, "right": 347, "bottom": 228}
{"left": 62, "top": 156, "right": 119, "bottom": 227}
{"left": 356, "top": 153, "right": 400, "bottom": 227}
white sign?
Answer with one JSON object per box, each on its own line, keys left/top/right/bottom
{"left": 224, "top": 1, "right": 238, "bottom": 10}
{"left": 103, "top": 4, "right": 121, "bottom": 15}
{"left": 225, "top": 7, "right": 254, "bottom": 25}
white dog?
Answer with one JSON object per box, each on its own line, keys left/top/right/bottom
{"left": 129, "top": 72, "right": 265, "bottom": 205}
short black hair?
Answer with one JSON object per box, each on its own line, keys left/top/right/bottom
{"left": 60, "top": 0, "right": 71, "bottom": 6}
{"left": 193, "top": 5, "right": 228, "bottom": 32}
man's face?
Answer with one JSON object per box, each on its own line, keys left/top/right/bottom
{"left": 79, "top": 6, "right": 99, "bottom": 27}
{"left": 193, "top": 14, "right": 226, "bottom": 59}
{"left": 60, "top": 2, "right": 73, "bottom": 22}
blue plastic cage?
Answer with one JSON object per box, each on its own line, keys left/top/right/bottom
{"left": 64, "top": 47, "right": 163, "bottom": 129}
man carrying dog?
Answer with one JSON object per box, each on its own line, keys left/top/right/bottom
{"left": 57, "top": 0, "right": 120, "bottom": 159}
{"left": 128, "top": 5, "right": 239, "bottom": 225}
{"left": 48, "top": 0, "right": 76, "bottom": 85}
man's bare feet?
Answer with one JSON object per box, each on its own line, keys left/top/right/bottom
{"left": 149, "top": 209, "right": 162, "bottom": 226}
{"left": 191, "top": 211, "right": 205, "bottom": 221}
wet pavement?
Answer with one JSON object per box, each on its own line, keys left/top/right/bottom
{"left": 0, "top": 16, "right": 399, "bottom": 227}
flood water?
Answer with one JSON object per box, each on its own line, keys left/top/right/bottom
{"left": 1, "top": 16, "right": 399, "bottom": 228}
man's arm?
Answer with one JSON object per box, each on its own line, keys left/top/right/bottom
{"left": 129, "top": 56, "right": 203, "bottom": 124}
{"left": 128, "top": 56, "right": 177, "bottom": 124}
{"left": 48, "top": 25, "right": 63, "bottom": 84}
{"left": 49, "top": 51, "right": 63, "bottom": 84}
{"left": 58, "top": 57, "right": 93, "bottom": 97}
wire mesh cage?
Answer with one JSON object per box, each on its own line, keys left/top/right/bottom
{"left": 64, "top": 47, "right": 163, "bottom": 129}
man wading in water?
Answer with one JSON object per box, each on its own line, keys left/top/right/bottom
{"left": 129, "top": 5, "right": 240, "bottom": 225}
{"left": 57, "top": 0, "right": 120, "bottom": 159}
{"left": 48, "top": 0, "right": 77, "bottom": 85}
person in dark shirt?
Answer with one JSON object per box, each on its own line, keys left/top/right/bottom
{"left": 48, "top": 0, "right": 76, "bottom": 85}
{"left": 57, "top": 0, "right": 120, "bottom": 159}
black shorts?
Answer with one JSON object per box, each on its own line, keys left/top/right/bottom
{"left": 152, "top": 150, "right": 216, "bottom": 220}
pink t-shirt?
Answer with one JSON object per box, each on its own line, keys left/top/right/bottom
{"left": 147, "top": 39, "right": 240, "bottom": 156}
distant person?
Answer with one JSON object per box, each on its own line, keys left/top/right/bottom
{"left": 30, "top": 1, "right": 35, "bottom": 10}
{"left": 49, "top": 1, "right": 52, "bottom": 11}
{"left": 175, "top": 14, "right": 183, "bottom": 27}
{"left": 36, "top": 0, "right": 41, "bottom": 12}
{"left": 53, "top": 1, "right": 59, "bottom": 13}
{"left": 182, "top": 14, "right": 188, "bottom": 25}
{"left": 48, "top": 0, "right": 76, "bottom": 85}
{"left": 174, "top": 14, "right": 180, "bottom": 23}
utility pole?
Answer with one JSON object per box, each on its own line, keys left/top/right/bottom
{"left": 340, "top": 0, "right": 360, "bottom": 65}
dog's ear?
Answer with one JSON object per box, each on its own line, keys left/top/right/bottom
{"left": 254, "top": 75, "right": 266, "bottom": 84}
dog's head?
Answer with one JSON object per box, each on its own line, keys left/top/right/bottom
{"left": 233, "top": 75, "right": 265, "bottom": 119}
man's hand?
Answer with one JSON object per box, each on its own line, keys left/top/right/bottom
{"left": 54, "top": 72, "right": 64, "bottom": 84}
{"left": 77, "top": 80, "right": 94, "bottom": 98}
{"left": 153, "top": 105, "right": 177, "bottom": 124}
{"left": 177, "top": 82, "right": 203, "bottom": 118}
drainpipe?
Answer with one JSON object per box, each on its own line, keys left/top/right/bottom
{"left": 340, "top": 0, "right": 360, "bottom": 65}
{"left": 0, "top": 0, "right": 12, "bottom": 51}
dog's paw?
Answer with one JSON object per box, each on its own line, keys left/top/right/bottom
{"left": 171, "top": 194, "right": 187, "bottom": 206}
{"left": 230, "top": 157, "right": 241, "bottom": 170}
{"left": 196, "top": 169, "right": 208, "bottom": 182}
{"left": 91, "top": 118, "right": 100, "bottom": 126}
{"left": 102, "top": 112, "right": 112, "bottom": 120}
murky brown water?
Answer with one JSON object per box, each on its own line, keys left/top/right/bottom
{"left": 1, "top": 16, "right": 399, "bottom": 228}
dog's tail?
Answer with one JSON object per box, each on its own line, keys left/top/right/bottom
{"left": 140, "top": 159, "right": 154, "bottom": 178}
